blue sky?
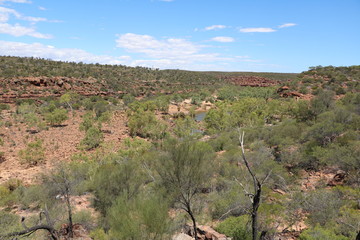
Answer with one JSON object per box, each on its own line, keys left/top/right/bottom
{"left": 0, "top": 0, "right": 359, "bottom": 72}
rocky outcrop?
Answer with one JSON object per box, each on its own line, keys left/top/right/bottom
{"left": 327, "top": 170, "right": 346, "bottom": 186}
{"left": 179, "top": 224, "right": 230, "bottom": 240}
{"left": 172, "top": 233, "right": 194, "bottom": 240}
{"left": 198, "top": 225, "right": 228, "bottom": 240}
{"left": 277, "top": 86, "right": 313, "bottom": 100}
{"left": 0, "top": 76, "right": 111, "bottom": 102}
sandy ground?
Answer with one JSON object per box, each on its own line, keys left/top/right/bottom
{"left": 0, "top": 108, "right": 128, "bottom": 185}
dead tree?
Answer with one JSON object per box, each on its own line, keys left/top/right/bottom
{"left": 238, "top": 131, "right": 271, "bottom": 240}
{"left": 0, "top": 208, "right": 58, "bottom": 240}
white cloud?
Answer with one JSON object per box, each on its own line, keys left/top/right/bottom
{"left": 211, "top": 36, "right": 235, "bottom": 42}
{"left": 205, "top": 25, "right": 227, "bottom": 31}
{"left": 239, "top": 27, "right": 276, "bottom": 33}
{"left": 0, "top": 6, "right": 53, "bottom": 38}
{"left": 38, "top": 6, "right": 46, "bottom": 11}
{"left": 0, "top": 40, "right": 130, "bottom": 64}
{"left": 278, "top": 23, "right": 297, "bottom": 28}
{"left": 116, "top": 33, "right": 200, "bottom": 59}
{"left": 0, "top": 6, "right": 47, "bottom": 22}
{"left": 0, "top": 0, "right": 31, "bottom": 4}
{"left": 116, "top": 33, "right": 234, "bottom": 69}
{"left": 0, "top": 23, "right": 52, "bottom": 38}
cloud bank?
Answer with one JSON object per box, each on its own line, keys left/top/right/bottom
{"left": 239, "top": 27, "right": 276, "bottom": 33}
{"left": 211, "top": 36, "right": 235, "bottom": 42}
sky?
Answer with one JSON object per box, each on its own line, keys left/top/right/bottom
{"left": 0, "top": 0, "right": 359, "bottom": 73}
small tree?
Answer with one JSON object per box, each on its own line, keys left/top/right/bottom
{"left": 18, "top": 139, "right": 45, "bottom": 166}
{"left": 157, "top": 139, "right": 214, "bottom": 240}
{"left": 80, "top": 126, "right": 103, "bottom": 150}
{"left": 45, "top": 108, "right": 68, "bottom": 127}
{"left": 60, "top": 92, "right": 74, "bottom": 115}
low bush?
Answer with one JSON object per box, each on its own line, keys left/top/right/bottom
{"left": 18, "top": 139, "right": 45, "bottom": 166}
{"left": 80, "top": 126, "right": 103, "bottom": 150}
{"left": 45, "top": 108, "right": 68, "bottom": 126}
{"left": 216, "top": 215, "right": 251, "bottom": 240}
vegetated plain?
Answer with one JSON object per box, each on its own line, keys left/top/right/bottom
{"left": 0, "top": 56, "right": 359, "bottom": 240}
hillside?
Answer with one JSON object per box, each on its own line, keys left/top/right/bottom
{"left": 282, "top": 65, "right": 360, "bottom": 96}
{"left": 0, "top": 58, "right": 359, "bottom": 240}
{"left": 0, "top": 56, "right": 297, "bottom": 102}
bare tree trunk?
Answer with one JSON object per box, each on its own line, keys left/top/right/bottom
{"left": 252, "top": 182, "right": 261, "bottom": 240}
{"left": 188, "top": 209, "right": 198, "bottom": 240}
{"left": 65, "top": 189, "right": 73, "bottom": 238}
{"left": 1, "top": 225, "right": 58, "bottom": 240}
{"left": 239, "top": 131, "right": 263, "bottom": 240}
{"left": 0, "top": 211, "right": 58, "bottom": 240}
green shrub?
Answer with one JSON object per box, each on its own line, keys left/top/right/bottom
{"left": 3, "top": 178, "right": 22, "bottom": 191}
{"left": 128, "top": 110, "right": 167, "bottom": 140}
{"left": 90, "top": 228, "right": 110, "bottom": 240}
{"left": 0, "top": 185, "right": 18, "bottom": 207}
{"left": 108, "top": 194, "right": 170, "bottom": 240}
{"left": 299, "top": 225, "right": 349, "bottom": 240}
{"left": 17, "top": 184, "right": 46, "bottom": 209}
{"left": 216, "top": 215, "right": 251, "bottom": 240}
{"left": 18, "top": 139, "right": 45, "bottom": 166}
{"left": 0, "top": 103, "right": 10, "bottom": 111}
{"left": 45, "top": 108, "right": 68, "bottom": 126}
{"left": 80, "top": 126, "right": 103, "bottom": 150}
{"left": 122, "top": 94, "right": 135, "bottom": 106}
{"left": 73, "top": 210, "right": 94, "bottom": 230}
{"left": 0, "top": 211, "right": 21, "bottom": 234}
{"left": 79, "top": 112, "right": 96, "bottom": 132}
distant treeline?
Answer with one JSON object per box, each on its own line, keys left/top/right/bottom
{"left": 0, "top": 56, "right": 297, "bottom": 95}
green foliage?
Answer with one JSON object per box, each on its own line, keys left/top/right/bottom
{"left": 73, "top": 210, "right": 94, "bottom": 230}
{"left": 80, "top": 126, "right": 103, "bottom": 150}
{"left": 79, "top": 112, "right": 96, "bottom": 132}
{"left": 118, "top": 137, "right": 152, "bottom": 158}
{"left": 217, "top": 86, "right": 239, "bottom": 101}
{"left": 173, "top": 116, "right": 200, "bottom": 138}
{"left": 92, "top": 154, "right": 147, "bottom": 215}
{"left": 153, "top": 96, "right": 170, "bottom": 112}
{"left": 16, "top": 103, "right": 46, "bottom": 131}
{"left": 122, "top": 94, "right": 135, "bottom": 106}
{"left": 209, "top": 184, "right": 249, "bottom": 219}
{"left": 128, "top": 110, "right": 167, "bottom": 140}
{"left": 299, "top": 225, "right": 349, "bottom": 240}
{"left": 44, "top": 162, "right": 87, "bottom": 195}
{"left": 108, "top": 194, "right": 170, "bottom": 240}
{"left": 301, "top": 189, "right": 344, "bottom": 226}
{"left": 93, "top": 100, "right": 110, "bottom": 119}
{"left": 0, "top": 211, "right": 22, "bottom": 235}
{"left": 216, "top": 215, "right": 251, "bottom": 240}
{"left": 0, "top": 186, "right": 12, "bottom": 206}
{"left": 16, "top": 184, "right": 47, "bottom": 209}
{"left": 44, "top": 108, "right": 68, "bottom": 126}
{"left": 157, "top": 138, "right": 215, "bottom": 208}
{"left": 18, "top": 139, "right": 45, "bottom": 166}
{"left": 0, "top": 103, "right": 10, "bottom": 111}
{"left": 90, "top": 228, "right": 110, "bottom": 240}
{"left": 205, "top": 98, "right": 287, "bottom": 133}
{"left": 310, "top": 90, "right": 335, "bottom": 115}
{"left": 208, "top": 131, "right": 237, "bottom": 152}
{"left": 60, "top": 92, "right": 79, "bottom": 112}
{"left": 217, "top": 86, "right": 276, "bottom": 101}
